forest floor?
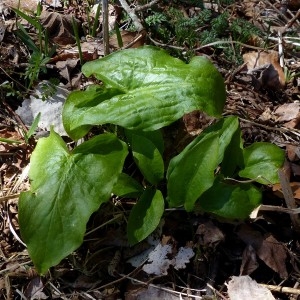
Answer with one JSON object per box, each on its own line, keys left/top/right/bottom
{"left": 0, "top": 0, "right": 300, "bottom": 299}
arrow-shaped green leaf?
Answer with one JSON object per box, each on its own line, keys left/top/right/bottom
{"left": 19, "top": 129, "right": 128, "bottom": 274}
{"left": 63, "top": 46, "right": 226, "bottom": 140}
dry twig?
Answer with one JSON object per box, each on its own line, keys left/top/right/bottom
{"left": 278, "top": 169, "right": 300, "bottom": 233}
{"left": 260, "top": 283, "right": 300, "bottom": 295}
{"left": 119, "top": 0, "right": 144, "bottom": 32}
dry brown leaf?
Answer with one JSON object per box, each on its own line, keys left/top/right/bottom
{"left": 243, "top": 51, "right": 285, "bottom": 90}
{"left": 40, "top": 11, "right": 80, "bottom": 45}
{"left": 273, "top": 103, "right": 300, "bottom": 122}
{"left": 24, "top": 276, "right": 48, "bottom": 300}
{"left": 51, "top": 38, "right": 106, "bottom": 63}
{"left": 109, "top": 30, "right": 146, "bottom": 49}
{"left": 182, "top": 111, "right": 215, "bottom": 136}
{"left": 259, "top": 107, "right": 273, "bottom": 122}
{"left": 196, "top": 220, "right": 225, "bottom": 247}
{"left": 237, "top": 225, "right": 288, "bottom": 279}
{"left": 56, "top": 58, "right": 79, "bottom": 83}
{"left": 240, "top": 244, "right": 259, "bottom": 276}
{"left": 286, "top": 144, "right": 300, "bottom": 161}
{"left": 283, "top": 117, "right": 300, "bottom": 130}
{"left": 241, "top": 1, "right": 262, "bottom": 18}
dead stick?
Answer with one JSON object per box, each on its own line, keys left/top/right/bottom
{"left": 260, "top": 283, "right": 300, "bottom": 295}
{"left": 278, "top": 169, "right": 300, "bottom": 233}
{"left": 119, "top": 0, "right": 144, "bottom": 32}
{"left": 135, "top": 0, "right": 160, "bottom": 12}
{"left": 102, "top": 0, "right": 110, "bottom": 55}
{"left": 258, "top": 204, "right": 300, "bottom": 215}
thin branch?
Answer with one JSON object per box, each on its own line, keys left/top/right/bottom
{"left": 260, "top": 283, "right": 300, "bottom": 295}
{"left": 285, "top": 9, "right": 300, "bottom": 29}
{"left": 148, "top": 35, "right": 185, "bottom": 50}
{"left": 258, "top": 204, "right": 300, "bottom": 215}
{"left": 278, "top": 169, "right": 300, "bottom": 233}
{"left": 149, "top": 35, "right": 275, "bottom": 52}
{"left": 135, "top": 0, "right": 160, "bottom": 12}
{"left": 119, "top": 0, "right": 144, "bottom": 32}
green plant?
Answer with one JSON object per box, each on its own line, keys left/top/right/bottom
{"left": 0, "top": 113, "right": 41, "bottom": 144}
{"left": 24, "top": 52, "right": 51, "bottom": 89}
{"left": 142, "top": 3, "right": 263, "bottom": 62}
{"left": 72, "top": 16, "right": 84, "bottom": 64}
{"left": 0, "top": 137, "right": 23, "bottom": 144}
{"left": 22, "top": 113, "right": 41, "bottom": 144}
{"left": 18, "top": 46, "right": 284, "bottom": 274}
{"left": 13, "top": 7, "right": 56, "bottom": 88}
{"left": 284, "top": 67, "right": 300, "bottom": 84}
{"left": 145, "top": 12, "right": 168, "bottom": 27}
{"left": 0, "top": 81, "right": 22, "bottom": 99}
{"left": 83, "top": 2, "right": 102, "bottom": 38}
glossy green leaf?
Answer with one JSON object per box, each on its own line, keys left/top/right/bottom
{"left": 199, "top": 116, "right": 242, "bottom": 165}
{"left": 19, "top": 129, "right": 128, "bottom": 274}
{"left": 221, "top": 124, "right": 244, "bottom": 177}
{"left": 63, "top": 46, "right": 226, "bottom": 140}
{"left": 125, "top": 129, "right": 164, "bottom": 155}
{"left": 167, "top": 133, "right": 219, "bottom": 211}
{"left": 167, "top": 116, "right": 241, "bottom": 178}
{"left": 239, "top": 142, "right": 285, "bottom": 184}
{"left": 197, "top": 178, "right": 262, "bottom": 219}
{"left": 63, "top": 85, "right": 120, "bottom": 140}
{"left": 132, "top": 133, "right": 164, "bottom": 185}
{"left": 112, "top": 173, "right": 144, "bottom": 198}
{"left": 127, "top": 188, "right": 164, "bottom": 245}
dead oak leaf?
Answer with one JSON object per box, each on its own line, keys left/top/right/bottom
{"left": 243, "top": 51, "right": 285, "bottom": 90}
{"left": 56, "top": 58, "right": 79, "bottom": 84}
{"left": 24, "top": 276, "right": 48, "bottom": 299}
{"left": 273, "top": 103, "right": 300, "bottom": 123}
{"left": 196, "top": 220, "right": 225, "bottom": 247}
{"left": 240, "top": 244, "right": 259, "bottom": 275}
{"left": 237, "top": 224, "right": 288, "bottom": 279}
{"left": 40, "top": 11, "right": 80, "bottom": 45}
{"left": 109, "top": 30, "right": 146, "bottom": 50}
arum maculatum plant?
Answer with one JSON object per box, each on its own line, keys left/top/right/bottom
{"left": 19, "top": 46, "right": 285, "bottom": 274}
